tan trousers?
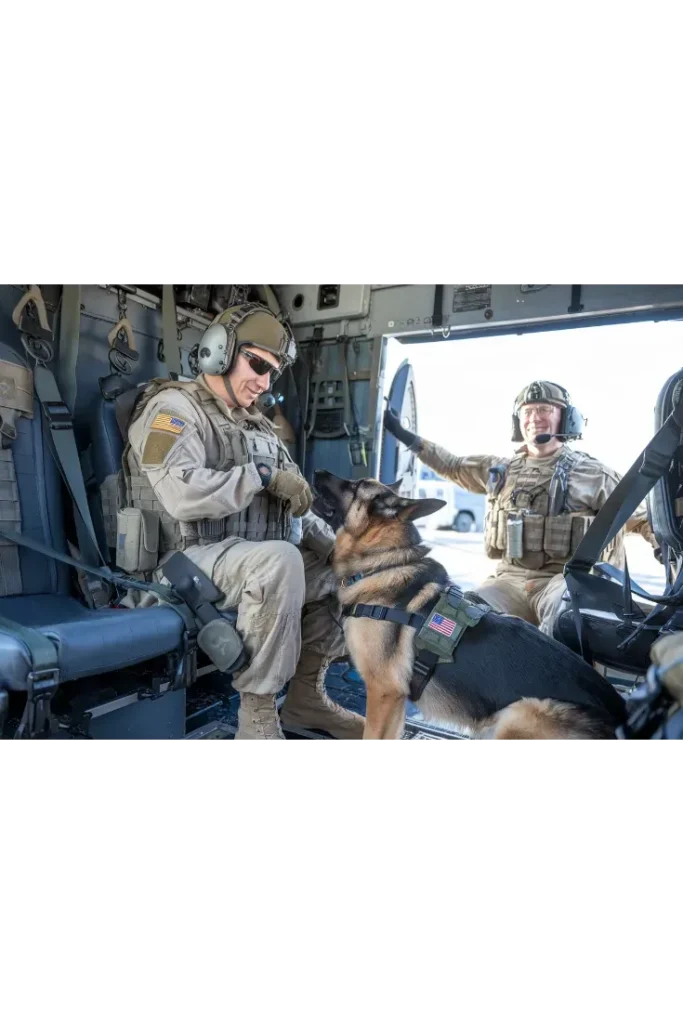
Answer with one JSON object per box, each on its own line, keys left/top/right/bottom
{"left": 171, "top": 539, "right": 346, "bottom": 696}
{"left": 474, "top": 571, "right": 569, "bottom": 637}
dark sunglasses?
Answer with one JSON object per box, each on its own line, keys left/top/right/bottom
{"left": 240, "top": 348, "right": 282, "bottom": 382}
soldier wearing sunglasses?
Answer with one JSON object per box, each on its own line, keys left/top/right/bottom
{"left": 123, "top": 302, "right": 363, "bottom": 739}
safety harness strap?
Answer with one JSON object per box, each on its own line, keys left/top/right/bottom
{"left": 564, "top": 393, "right": 683, "bottom": 659}
{"left": 0, "top": 524, "right": 172, "bottom": 602}
{"left": 162, "top": 284, "right": 182, "bottom": 378}
{"left": 12, "top": 287, "right": 110, "bottom": 607}
{"left": 55, "top": 285, "right": 81, "bottom": 414}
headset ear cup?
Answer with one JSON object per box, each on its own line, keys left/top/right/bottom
{"left": 511, "top": 414, "right": 524, "bottom": 443}
{"left": 562, "top": 404, "right": 585, "bottom": 440}
{"left": 197, "top": 323, "right": 233, "bottom": 376}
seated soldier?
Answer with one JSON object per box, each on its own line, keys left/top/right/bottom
{"left": 384, "top": 380, "right": 658, "bottom": 636}
{"left": 120, "top": 302, "right": 364, "bottom": 739}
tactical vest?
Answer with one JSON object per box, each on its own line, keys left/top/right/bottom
{"left": 119, "top": 379, "right": 294, "bottom": 559}
{"left": 483, "top": 449, "right": 596, "bottom": 567}
{"left": 0, "top": 360, "right": 33, "bottom": 597}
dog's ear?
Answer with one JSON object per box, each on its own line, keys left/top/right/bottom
{"left": 386, "top": 479, "right": 403, "bottom": 493}
{"left": 396, "top": 497, "right": 447, "bottom": 522}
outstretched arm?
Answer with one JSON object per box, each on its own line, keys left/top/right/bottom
{"left": 383, "top": 407, "right": 503, "bottom": 493}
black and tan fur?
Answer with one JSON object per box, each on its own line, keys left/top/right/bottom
{"left": 314, "top": 471, "right": 626, "bottom": 740}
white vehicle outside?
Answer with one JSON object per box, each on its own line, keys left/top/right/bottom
{"left": 415, "top": 466, "right": 485, "bottom": 532}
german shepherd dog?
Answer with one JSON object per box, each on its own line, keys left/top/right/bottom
{"left": 314, "top": 471, "right": 627, "bottom": 740}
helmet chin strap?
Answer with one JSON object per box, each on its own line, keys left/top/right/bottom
{"left": 224, "top": 376, "right": 240, "bottom": 408}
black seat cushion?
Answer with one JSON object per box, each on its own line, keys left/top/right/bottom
{"left": 0, "top": 594, "right": 185, "bottom": 690}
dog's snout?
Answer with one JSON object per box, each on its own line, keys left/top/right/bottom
{"left": 314, "top": 469, "right": 346, "bottom": 498}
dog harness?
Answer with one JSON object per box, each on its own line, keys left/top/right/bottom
{"left": 342, "top": 582, "right": 491, "bottom": 703}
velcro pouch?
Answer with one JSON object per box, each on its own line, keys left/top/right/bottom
{"left": 570, "top": 514, "right": 595, "bottom": 554}
{"left": 522, "top": 513, "right": 545, "bottom": 553}
{"left": 544, "top": 514, "right": 573, "bottom": 558}
{"left": 116, "top": 507, "right": 160, "bottom": 573}
{"left": 416, "top": 588, "right": 489, "bottom": 660}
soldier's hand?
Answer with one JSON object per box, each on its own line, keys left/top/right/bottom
{"left": 383, "top": 404, "right": 420, "bottom": 450}
{"left": 266, "top": 468, "right": 313, "bottom": 517}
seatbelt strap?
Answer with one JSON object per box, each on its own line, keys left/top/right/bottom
{"left": 40, "top": 372, "right": 110, "bottom": 607}
{"left": 0, "top": 612, "right": 60, "bottom": 678}
{"left": 595, "top": 561, "right": 657, "bottom": 601}
{"left": 33, "top": 363, "right": 106, "bottom": 566}
{"left": 0, "top": 523, "right": 201, "bottom": 651}
{"left": 56, "top": 285, "right": 81, "bottom": 414}
{"left": 162, "top": 285, "right": 182, "bottom": 378}
{"left": 566, "top": 398, "right": 683, "bottom": 574}
{"left": 617, "top": 561, "right": 683, "bottom": 653}
{"left": 12, "top": 288, "right": 109, "bottom": 605}
{"left": 564, "top": 397, "right": 683, "bottom": 661}
{"left": 0, "top": 524, "right": 174, "bottom": 603}
{"left": 114, "top": 382, "right": 147, "bottom": 438}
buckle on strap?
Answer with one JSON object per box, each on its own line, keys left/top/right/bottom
{"left": 565, "top": 558, "right": 593, "bottom": 576}
{"left": 43, "top": 400, "right": 73, "bottom": 431}
{"left": 344, "top": 603, "right": 390, "bottom": 621}
{"left": 27, "top": 667, "right": 60, "bottom": 690}
{"left": 445, "top": 584, "right": 464, "bottom": 610}
{"left": 414, "top": 650, "right": 437, "bottom": 675}
{"left": 410, "top": 649, "right": 438, "bottom": 703}
{"left": 641, "top": 446, "right": 675, "bottom": 480}
{"left": 17, "top": 667, "right": 60, "bottom": 739}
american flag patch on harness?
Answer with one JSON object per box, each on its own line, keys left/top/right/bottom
{"left": 151, "top": 412, "right": 186, "bottom": 435}
{"left": 428, "top": 613, "right": 456, "bottom": 638}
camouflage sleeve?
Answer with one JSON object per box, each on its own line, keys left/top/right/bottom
{"left": 299, "top": 510, "right": 336, "bottom": 562}
{"left": 592, "top": 464, "right": 657, "bottom": 546}
{"left": 625, "top": 505, "right": 656, "bottom": 546}
{"left": 418, "top": 439, "right": 505, "bottom": 494}
{"left": 130, "top": 393, "right": 263, "bottom": 521}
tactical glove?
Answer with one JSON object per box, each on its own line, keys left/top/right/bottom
{"left": 383, "top": 406, "right": 422, "bottom": 452}
{"left": 265, "top": 468, "right": 313, "bottom": 517}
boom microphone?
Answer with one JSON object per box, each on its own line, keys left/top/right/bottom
{"left": 534, "top": 432, "right": 567, "bottom": 445}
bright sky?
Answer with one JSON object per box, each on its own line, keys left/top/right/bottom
{"left": 383, "top": 320, "right": 683, "bottom": 476}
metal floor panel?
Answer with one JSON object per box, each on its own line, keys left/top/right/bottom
{"left": 184, "top": 662, "right": 467, "bottom": 739}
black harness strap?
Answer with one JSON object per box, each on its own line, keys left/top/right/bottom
{"left": 343, "top": 586, "right": 489, "bottom": 703}
{"left": 411, "top": 649, "right": 440, "bottom": 702}
{"left": 346, "top": 602, "right": 427, "bottom": 630}
{"left": 344, "top": 601, "right": 437, "bottom": 701}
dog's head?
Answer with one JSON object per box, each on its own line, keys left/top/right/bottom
{"left": 314, "top": 470, "right": 446, "bottom": 544}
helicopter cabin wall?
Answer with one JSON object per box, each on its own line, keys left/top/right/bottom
{"left": 0, "top": 285, "right": 203, "bottom": 434}
{"left": 7, "top": 282, "right": 683, "bottom": 489}
{"left": 287, "top": 283, "right": 683, "bottom": 483}
{"left": 286, "top": 286, "right": 436, "bottom": 481}
{"left": 287, "top": 284, "right": 683, "bottom": 351}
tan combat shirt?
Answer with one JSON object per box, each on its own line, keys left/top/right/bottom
{"left": 419, "top": 438, "right": 655, "bottom": 575}
{"left": 128, "top": 374, "right": 335, "bottom": 561}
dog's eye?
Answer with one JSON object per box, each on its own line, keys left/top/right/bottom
{"left": 370, "top": 495, "right": 393, "bottom": 516}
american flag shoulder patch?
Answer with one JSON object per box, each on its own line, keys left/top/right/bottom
{"left": 428, "top": 612, "right": 456, "bottom": 638}
{"left": 151, "top": 412, "right": 186, "bottom": 435}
